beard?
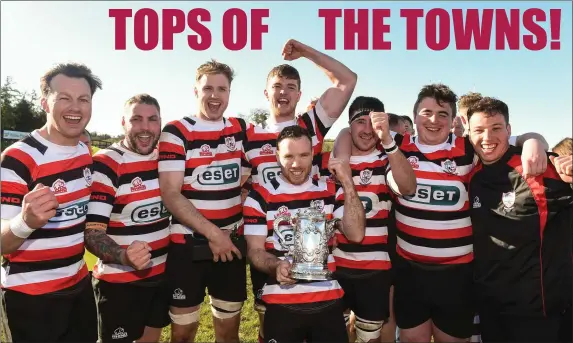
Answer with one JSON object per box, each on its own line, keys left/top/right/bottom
{"left": 126, "top": 131, "right": 159, "bottom": 155}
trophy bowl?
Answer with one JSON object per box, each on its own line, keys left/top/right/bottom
{"left": 273, "top": 206, "right": 340, "bottom": 281}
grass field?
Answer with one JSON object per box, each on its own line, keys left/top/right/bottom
{"left": 84, "top": 251, "right": 259, "bottom": 342}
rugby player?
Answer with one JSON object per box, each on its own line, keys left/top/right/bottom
{"left": 80, "top": 129, "right": 93, "bottom": 154}
{"left": 466, "top": 97, "right": 573, "bottom": 342}
{"left": 158, "top": 60, "right": 250, "bottom": 343}
{"left": 85, "top": 94, "right": 169, "bottom": 342}
{"left": 401, "top": 115, "right": 415, "bottom": 136}
{"left": 333, "top": 83, "right": 550, "bottom": 342}
{"left": 0, "top": 63, "right": 101, "bottom": 342}
{"left": 456, "top": 92, "right": 483, "bottom": 137}
{"left": 244, "top": 125, "right": 366, "bottom": 343}
{"left": 321, "top": 96, "right": 417, "bottom": 343}
{"left": 244, "top": 38, "right": 357, "bottom": 342}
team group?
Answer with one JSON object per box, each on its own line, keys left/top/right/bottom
{"left": 1, "top": 38, "right": 572, "bottom": 343}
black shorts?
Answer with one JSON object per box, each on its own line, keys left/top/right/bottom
{"left": 264, "top": 300, "right": 348, "bottom": 343}
{"left": 393, "top": 259, "right": 475, "bottom": 339}
{"left": 166, "top": 236, "right": 247, "bottom": 308}
{"left": 336, "top": 269, "right": 392, "bottom": 322}
{"left": 3, "top": 275, "right": 97, "bottom": 343}
{"left": 92, "top": 277, "right": 170, "bottom": 342}
{"left": 478, "top": 310, "right": 562, "bottom": 342}
{"left": 250, "top": 263, "right": 267, "bottom": 311}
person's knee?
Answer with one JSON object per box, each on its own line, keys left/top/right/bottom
{"left": 210, "top": 296, "right": 243, "bottom": 320}
{"left": 399, "top": 321, "right": 432, "bottom": 343}
{"left": 169, "top": 307, "right": 200, "bottom": 342}
{"left": 354, "top": 316, "right": 383, "bottom": 343}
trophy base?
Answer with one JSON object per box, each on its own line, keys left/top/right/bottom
{"left": 290, "top": 263, "right": 333, "bottom": 281}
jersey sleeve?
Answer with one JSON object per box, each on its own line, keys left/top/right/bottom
{"left": 86, "top": 152, "right": 119, "bottom": 228}
{"left": 333, "top": 184, "right": 345, "bottom": 220}
{"left": 297, "top": 100, "right": 333, "bottom": 157}
{"left": 319, "top": 151, "right": 333, "bottom": 179}
{"left": 540, "top": 157, "right": 573, "bottom": 217}
{"left": 0, "top": 146, "right": 33, "bottom": 220}
{"left": 243, "top": 185, "right": 268, "bottom": 236}
{"left": 158, "top": 121, "right": 188, "bottom": 173}
{"left": 240, "top": 120, "right": 253, "bottom": 177}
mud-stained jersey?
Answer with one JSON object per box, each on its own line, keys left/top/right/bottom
{"left": 243, "top": 176, "right": 344, "bottom": 305}
{"left": 244, "top": 100, "right": 336, "bottom": 186}
{"left": 1, "top": 130, "right": 92, "bottom": 295}
{"left": 322, "top": 149, "right": 393, "bottom": 272}
{"left": 86, "top": 143, "right": 170, "bottom": 284}
{"left": 158, "top": 116, "right": 250, "bottom": 243}
{"left": 388, "top": 133, "right": 476, "bottom": 265}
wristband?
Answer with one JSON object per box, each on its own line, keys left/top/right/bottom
{"left": 385, "top": 145, "right": 399, "bottom": 154}
{"left": 9, "top": 213, "right": 35, "bottom": 239}
{"left": 381, "top": 139, "right": 396, "bottom": 150}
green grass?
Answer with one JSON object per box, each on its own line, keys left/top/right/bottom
{"left": 84, "top": 251, "right": 259, "bottom": 342}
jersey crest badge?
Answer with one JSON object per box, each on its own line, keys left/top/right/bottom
{"left": 275, "top": 205, "right": 291, "bottom": 218}
{"left": 441, "top": 159, "right": 457, "bottom": 174}
{"left": 407, "top": 156, "right": 419, "bottom": 169}
{"left": 83, "top": 167, "right": 93, "bottom": 187}
{"left": 225, "top": 137, "right": 237, "bottom": 151}
{"left": 260, "top": 143, "right": 274, "bottom": 155}
{"left": 310, "top": 199, "right": 325, "bottom": 212}
{"left": 130, "top": 177, "right": 147, "bottom": 192}
{"left": 359, "top": 169, "right": 372, "bottom": 185}
{"left": 502, "top": 191, "right": 515, "bottom": 211}
{"left": 199, "top": 144, "right": 212, "bottom": 157}
{"left": 52, "top": 179, "right": 67, "bottom": 194}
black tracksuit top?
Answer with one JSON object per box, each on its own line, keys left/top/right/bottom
{"left": 469, "top": 146, "right": 573, "bottom": 317}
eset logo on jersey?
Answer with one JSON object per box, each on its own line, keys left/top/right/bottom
{"left": 197, "top": 163, "right": 240, "bottom": 185}
{"left": 403, "top": 179, "right": 466, "bottom": 211}
{"left": 262, "top": 166, "right": 281, "bottom": 183}
{"left": 131, "top": 201, "right": 170, "bottom": 223}
{"left": 50, "top": 200, "right": 89, "bottom": 222}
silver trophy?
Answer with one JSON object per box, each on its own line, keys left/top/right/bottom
{"left": 273, "top": 204, "right": 341, "bottom": 281}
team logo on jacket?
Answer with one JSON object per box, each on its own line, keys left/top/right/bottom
{"left": 83, "top": 167, "right": 93, "bottom": 187}
{"left": 225, "top": 137, "right": 237, "bottom": 151}
{"left": 111, "top": 327, "right": 128, "bottom": 340}
{"left": 260, "top": 144, "right": 274, "bottom": 155}
{"left": 441, "top": 159, "right": 457, "bottom": 174}
{"left": 200, "top": 144, "right": 212, "bottom": 157}
{"left": 359, "top": 169, "right": 372, "bottom": 185}
{"left": 130, "top": 177, "right": 147, "bottom": 192}
{"left": 502, "top": 191, "right": 515, "bottom": 212}
{"left": 473, "top": 196, "right": 481, "bottom": 208}
{"left": 310, "top": 199, "right": 325, "bottom": 212}
{"left": 407, "top": 156, "right": 419, "bottom": 169}
{"left": 52, "top": 179, "right": 67, "bottom": 194}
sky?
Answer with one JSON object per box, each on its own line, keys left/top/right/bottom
{"left": 1, "top": 1, "right": 571, "bottom": 147}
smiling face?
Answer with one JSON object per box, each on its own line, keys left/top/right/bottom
{"left": 265, "top": 75, "right": 302, "bottom": 120}
{"left": 414, "top": 97, "right": 453, "bottom": 145}
{"left": 469, "top": 111, "right": 511, "bottom": 165}
{"left": 350, "top": 115, "right": 378, "bottom": 155}
{"left": 195, "top": 73, "right": 230, "bottom": 121}
{"left": 277, "top": 136, "right": 313, "bottom": 185}
{"left": 41, "top": 74, "right": 93, "bottom": 145}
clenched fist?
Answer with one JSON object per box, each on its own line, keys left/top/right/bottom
{"left": 282, "top": 39, "right": 308, "bottom": 61}
{"left": 122, "top": 240, "right": 152, "bottom": 270}
{"left": 550, "top": 155, "right": 573, "bottom": 183}
{"left": 370, "top": 112, "right": 392, "bottom": 145}
{"left": 328, "top": 158, "right": 353, "bottom": 185}
{"left": 21, "top": 183, "right": 59, "bottom": 229}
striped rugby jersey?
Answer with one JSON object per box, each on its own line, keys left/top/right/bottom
{"left": 86, "top": 142, "right": 170, "bottom": 284}
{"left": 321, "top": 149, "right": 393, "bottom": 272}
{"left": 244, "top": 100, "right": 336, "bottom": 186}
{"left": 243, "top": 176, "right": 344, "bottom": 305}
{"left": 389, "top": 133, "right": 476, "bottom": 265}
{"left": 158, "top": 115, "right": 250, "bottom": 242}
{"left": 1, "top": 130, "right": 91, "bottom": 295}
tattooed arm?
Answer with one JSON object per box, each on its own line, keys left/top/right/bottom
{"left": 246, "top": 235, "right": 280, "bottom": 275}
{"left": 84, "top": 223, "right": 126, "bottom": 265}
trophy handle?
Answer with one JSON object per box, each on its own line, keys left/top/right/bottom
{"left": 273, "top": 215, "right": 294, "bottom": 251}
{"left": 325, "top": 218, "right": 341, "bottom": 239}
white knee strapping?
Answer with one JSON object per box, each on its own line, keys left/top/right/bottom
{"left": 169, "top": 309, "right": 200, "bottom": 326}
{"left": 354, "top": 316, "right": 383, "bottom": 342}
{"left": 343, "top": 311, "right": 351, "bottom": 326}
{"left": 254, "top": 302, "right": 266, "bottom": 315}
{"left": 210, "top": 296, "right": 243, "bottom": 319}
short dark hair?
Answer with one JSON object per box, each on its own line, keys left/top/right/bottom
{"left": 348, "top": 96, "right": 385, "bottom": 122}
{"left": 387, "top": 113, "right": 404, "bottom": 128}
{"left": 401, "top": 115, "right": 413, "bottom": 125}
{"left": 413, "top": 83, "right": 457, "bottom": 117}
{"left": 458, "top": 91, "right": 483, "bottom": 110}
{"left": 267, "top": 64, "right": 301, "bottom": 89}
{"left": 196, "top": 59, "right": 235, "bottom": 84}
{"left": 466, "top": 97, "right": 509, "bottom": 125}
{"left": 277, "top": 125, "right": 312, "bottom": 149}
{"left": 40, "top": 62, "right": 102, "bottom": 97}
{"left": 124, "top": 93, "right": 161, "bottom": 113}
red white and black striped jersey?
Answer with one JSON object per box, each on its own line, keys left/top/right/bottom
{"left": 86, "top": 143, "right": 170, "bottom": 284}
{"left": 388, "top": 133, "right": 476, "bottom": 265}
{"left": 158, "top": 115, "right": 250, "bottom": 243}
{"left": 0, "top": 130, "right": 91, "bottom": 295}
{"left": 243, "top": 176, "right": 344, "bottom": 305}
{"left": 322, "top": 149, "right": 393, "bottom": 271}
{"left": 244, "top": 100, "right": 335, "bottom": 186}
